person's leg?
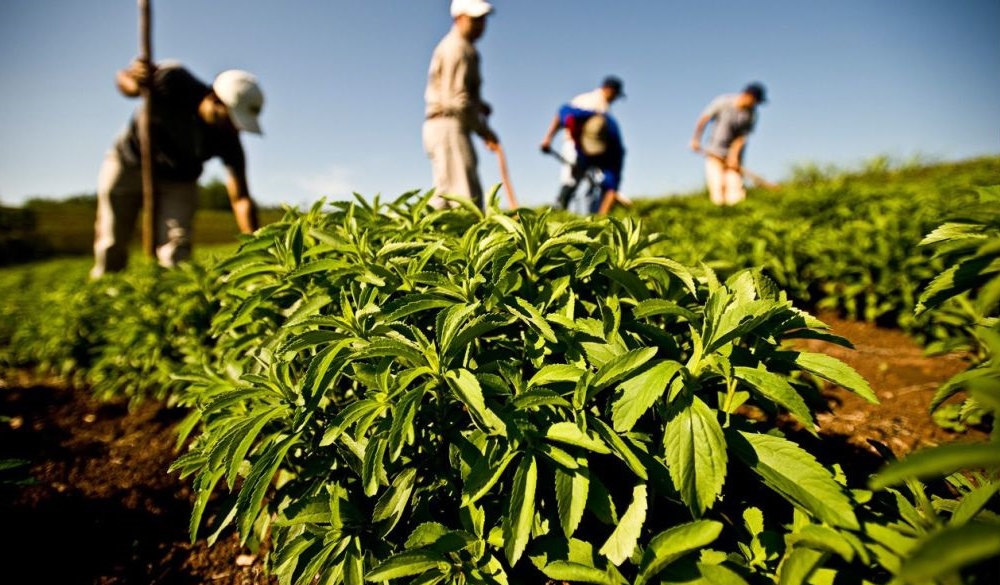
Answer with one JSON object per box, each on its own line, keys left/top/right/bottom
{"left": 91, "top": 151, "right": 142, "bottom": 278}
{"left": 723, "top": 168, "right": 746, "bottom": 205}
{"left": 705, "top": 156, "right": 725, "bottom": 206}
{"left": 154, "top": 180, "right": 198, "bottom": 268}
{"left": 556, "top": 140, "right": 578, "bottom": 209}
{"left": 423, "top": 118, "right": 482, "bottom": 210}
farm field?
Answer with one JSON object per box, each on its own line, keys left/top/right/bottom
{"left": 1, "top": 156, "right": 998, "bottom": 584}
{"left": 0, "top": 312, "right": 982, "bottom": 584}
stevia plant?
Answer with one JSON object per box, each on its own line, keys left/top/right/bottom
{"left": 171, "top": 187, "right": 882, "bottom": 584}
{"left": 858, "top": 186, "right": 1000, "bottom": 584}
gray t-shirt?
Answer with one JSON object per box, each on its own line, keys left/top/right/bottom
{"left": 114, "top": 63, "right": 245, "bottom": 182}
{"left": 701, "top": 94, "right": 757, "bottom": 159}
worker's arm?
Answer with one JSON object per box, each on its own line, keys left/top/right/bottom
{"left": 539, "top": 113, "right": 563, "bottom": 152}
{"left": 726, "top": 135, "right": 747, "bottom": 170}
{"left": 690, "top": 113, "right": 711, "bottom": 152}
{"left": 225, "top": 167, "right": 259, "bottom": 233}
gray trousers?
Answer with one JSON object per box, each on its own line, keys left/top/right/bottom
{"left": 90, "top": 150, "right": 198, "bottom": 278}
{"left": 422, "top": 117, "right": 483, "bottom": 210}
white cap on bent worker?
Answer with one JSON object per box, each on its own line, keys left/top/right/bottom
{"left": 213, "top": 70, "right": 264, "bottom": 135}
{"left": 451, "top": 0, "right": 493, "bottom": 18}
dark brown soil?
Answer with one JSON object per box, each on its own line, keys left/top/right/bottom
{"left": 0, "top": 312, "right": 989, "bottom": 584}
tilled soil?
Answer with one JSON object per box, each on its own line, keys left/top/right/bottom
{"left": 0, "top": 312, "right": 989, "bottom": 584}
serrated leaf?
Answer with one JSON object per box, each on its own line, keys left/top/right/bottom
{"left": 633, "top": 298, "right": 698, "bottom": 322}
{"left": 511, "top": 297, "right": 558, "bottom": 343}
{"left": 543, "top": 561, "right": 621, "bottom": 585}
{"left": 735, "top": 366, "right": 816, "bottom": 432}
{"left": 445, "top": 369, "right": 507, "bottom": 435}
{"left": 952, "top": 481, "right": 1000, "bottom": 526}
{"left": 612, "top": 360, "right": 682, "bottom": 432}
{"left": 463, "top": 448, "right": 517, "bottom": 507}
{"left": 527, "top": 364, "right": 587, "bottom": 388}
{"left": 236, "top": 434, "right": 299, "bottom": 539}
{"left": 504, "top": 454, "right": 537, "bottom": 565}
{"left": 777, "top": 547, "right": 826, "bottom": 585}
{"left": 793, "top": 352, "right": 878, "bottom": 404}
{"left": 635, "top": 520, "right": 723, "bottom": 585}
{"left": 664, "top": 396, "right": 727, "bottom": 516}
{"left": 363, "top": 549, "right": 448, "bottom": 581}
{"left": 513, "top": 389, "right": 573, "bottom": 410}
{"left": 588, "top": 416, "right": 648, "bottom": 480}
{"left": 730, "top": 431, "right": 858, "bottom": 530}
{"left": 599, "top": 484, "right": 647, "bottom": 565}
{"left": 372, "top": 467, "right": 417, "bottom": 535}
{"left": 592, "top": 347, "right": 659, "bottom": 391}
{"left": 546, "top": 422, "right": 612, "bottom": 454}
{"left": 555, "top": 465, "right": 590, "bottom": 538}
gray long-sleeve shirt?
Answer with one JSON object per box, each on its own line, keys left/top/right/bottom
{"left": 424, "top": 27, "right": 493, "bottom": 140}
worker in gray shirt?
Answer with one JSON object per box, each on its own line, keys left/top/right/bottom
{"left": 423, "top": 0, "right": 499, "bottom": 210}
{"left": 690, "top": 82, "right": 767, "bottom": 206}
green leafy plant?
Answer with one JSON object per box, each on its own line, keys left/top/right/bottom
{"left": 864, "top": 186, "right": 1000, "bottom": 584}
{"left": 172, "top": 188, "right": 878, "bottom": 584}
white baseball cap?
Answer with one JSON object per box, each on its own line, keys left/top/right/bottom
{"left": 451, "top": 0, "right": 493, "bottom": 18}
{"left": 213, "top": 70, "right": 264, "bottom": 135}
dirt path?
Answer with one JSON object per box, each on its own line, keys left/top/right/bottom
{"left": 0, "top": 314, "right": 987, "bottom": 584}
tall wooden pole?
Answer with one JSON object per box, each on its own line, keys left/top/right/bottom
{"left": 138, "top": 0, "right": 155, "bottom": 257}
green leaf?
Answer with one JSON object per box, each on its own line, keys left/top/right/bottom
{"left": 786, "top": 525, "right": 855, "bottom": 562}
{"left": 635, "top": 520, "right": 723, "bottom": 585}
{"left": 735, "top": 366, "right": 816, "bottom": 432}
{"left": 664, "top": 396, "right": 728, "bottom": 516}
{"left": 513, "top": 389, "right": 573, "bottom": 411}
{"left": 706, "top": 299, "right": 789, "bottom": 354}
{"left": 443, "top": 312, "right": 510, "bottom": 361}
{"left": 900, "top": 522, "right": 1000, "bottom": 583}
{"left": 546, "top": 421, "right": 612, "bottom": 454}
{"left": 599, "top": 484, "right": 648, "bottom": 566}
{"left": 951, "top": 481, "right": 1000, "bottom": 526}
{"left": 612, "top": 360, "right": 683, "bottom": 432}
{"left": 793, "top": 352, "right": 878, "bottom": 404}
{"left": 555, "top": 465, "right": 590, "bottom": 538}
{"left": 543, "top": 561, "right": 621, "bottom": 585}
{"left": 236, "top": 434, "right": 299, "bottom": 539}
{"left": 364, "top": 549, "right": 448, "bottom": 581}
{"left": 445, "top": 369, "right": 507, "bottom": 435}
{"left": 504, "top": 454, "right": 538, "bottom": 565}
{"left": 730, "top": 431, "right": 859, "bottom": 530}
{"left": 373, "top": 467, "right": 417, "bottom": 536}
{"left": 528, "top": 364, "right": 587, "bottom": 388}
{"left": 463, "top": 447, "right": 517, "bottom": 507}
{"left": 592, "top": 347, "right": 659, "bottom": 392}
{"left": 633, "top": 299, "right": 697, "bottom": 322}
{"left": 869, "top": 443, "right": 1000, "bottom": 490}
{"left": 511, "top": 297, "right": 558, "bottom": 343}
{"left": 588, "top": 416, "right": 648, "bottom": 480}
{"left": 777, "top": 547, "right": 826, "bottom": 585}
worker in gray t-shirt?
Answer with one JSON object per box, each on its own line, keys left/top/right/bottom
{"left": 690, "top": 82, "right": 767, "bottom": 206}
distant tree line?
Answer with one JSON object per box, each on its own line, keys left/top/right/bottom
{"left": 1, "top": 178, "right": 281, "bottom": 266}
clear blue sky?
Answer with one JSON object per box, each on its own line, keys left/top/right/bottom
{"left": 1, "top": 0, "right": 998, "bottom": 209}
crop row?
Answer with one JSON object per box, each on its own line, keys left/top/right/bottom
{"left": 1, "top": 169, "right": 997, "bottom": 583}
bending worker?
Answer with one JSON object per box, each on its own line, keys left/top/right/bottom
{"left": 540, "top": 76, "right": 625, "bottom": 212}
{"left": 540, "top": 78, "right": 627, "bottom": 215}
{"left": 91, "top": 59, "right": 264, "bottom": 278}
{"left": 690, "top": 82, "right": 767, "bottom": 206}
